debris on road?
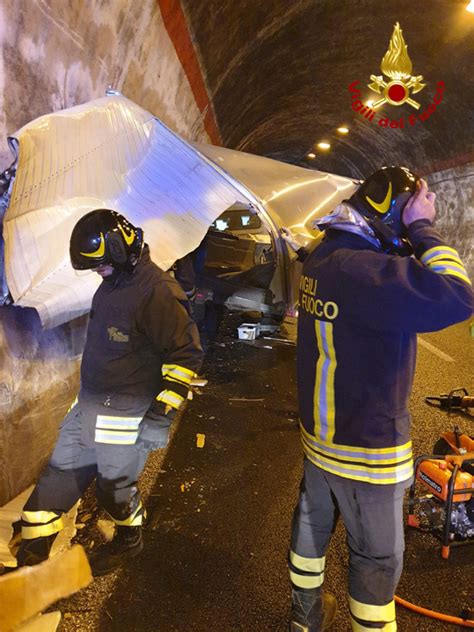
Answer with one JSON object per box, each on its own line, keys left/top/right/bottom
{"left": 262, "top": 336, "right": 296, "bottom": 346}
{"left": 196, "top": 433, "right": 206, "bottom": 448}
{"left": 180, "top": 479, "right": 196, "bottom": 492}
{"left": 97, "top": 519, "right": 115, "bottom": 542}
{"left": 0, "top": 545, "right": 91, "bottom": 631}
{"left": 191, "top": 377, "right": 208, "bottom": 387}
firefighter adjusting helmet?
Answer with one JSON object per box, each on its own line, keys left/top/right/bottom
{"left": 349, "top": 166, "right": 419, "bottom": 255}
{"left": 70, "top": 209, "right": 144, "bottom": 272}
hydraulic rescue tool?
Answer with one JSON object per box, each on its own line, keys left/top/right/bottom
{"left": 407, "top": 388, "right": 474, "bottom": 559}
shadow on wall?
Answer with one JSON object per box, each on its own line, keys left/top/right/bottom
{"left": 0, "top": 307, "right": 88, "bottom": 505}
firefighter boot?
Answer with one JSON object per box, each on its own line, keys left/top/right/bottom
{"left": 290, "top": 588, "right": 337, "bottom": 631}
{"left": 89, "top": 525, "right": 143, "bottom": 576}
{"left": 16, "top": 533, "right": 58, "bottom": 567}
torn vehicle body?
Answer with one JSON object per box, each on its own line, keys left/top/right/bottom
{"left": 1, "top": 95, "right": 357, "bottom": 328}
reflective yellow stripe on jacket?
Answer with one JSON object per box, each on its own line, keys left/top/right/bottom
{"left": 301, "top": 425, "right": 413, "bottom": 485}
{"left": 420, "top": 245, "right": 471, "bottom": 285}
{"left": 305, "top": 318, "right": 413, "bottom": 485}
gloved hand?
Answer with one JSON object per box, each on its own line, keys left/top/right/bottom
{"left": 138, "top": 401, "right": 174, "bottom": 451}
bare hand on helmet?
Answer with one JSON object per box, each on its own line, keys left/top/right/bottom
{"left": 402, "top": 179, "right": 436, "bottom": 227}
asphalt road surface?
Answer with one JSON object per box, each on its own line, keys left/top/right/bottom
{"left": 58, "top": 317, "right": 473, "bottom": 631}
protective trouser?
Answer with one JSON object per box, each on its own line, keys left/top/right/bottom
{"left": 290, "top": 458, "right": 407, "bottom": 631}
{"left": 20, "top": 391, "right": 156, "bottom": 545}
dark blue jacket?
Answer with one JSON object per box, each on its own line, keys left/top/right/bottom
{"left": 297, "top": 220, "right": 473, "bottom": 485}
{"left": 81, "top": 247, "right": 203, "bottom": 406}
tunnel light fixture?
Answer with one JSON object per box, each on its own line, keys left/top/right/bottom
{"left": 306, "top": 152, "right": 316, "bottom": 159}
{"left": 317, "top": 142, "right": 331, "bottom": 150}
{"left": 467, "top": 0, "right": 474, "bottom": 12}
{"left": 337, "top": 126, "right": 349, "bottom": 134}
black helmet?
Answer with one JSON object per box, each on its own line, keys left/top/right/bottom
{"left": 70, "top": 209, "right": 144, "bottom": 272}
{"left": 349, "top": 166, "right": 419, "bottom": 255}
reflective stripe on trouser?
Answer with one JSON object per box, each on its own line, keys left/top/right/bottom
{"left": 22, "top": 394, "right": 150, "bottom": 536}
{"left": 349, "top": 597, "right": 397, "bottom": 630}
{"left": 21, "top": 510, "right": 64, "bottom": 539}
{"left": 290, "top": 459, "right": 406, "bottom": 629}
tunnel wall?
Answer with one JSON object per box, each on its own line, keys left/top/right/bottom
{"left": 0, "top": 0, "right": 215, "bottom": 505}
{"left": 426, "top": 162, "right": 474, "bottom": 279}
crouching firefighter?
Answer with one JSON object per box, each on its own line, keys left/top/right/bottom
{"left": 289, "top": 167, "right": 473, "bottom": 631}
{"left": 16, "top": 209, "right": 203, "bottom": 576}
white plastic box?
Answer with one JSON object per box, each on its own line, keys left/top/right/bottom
{"left": 237, "top": 323, "right": 260, "bottom": 341}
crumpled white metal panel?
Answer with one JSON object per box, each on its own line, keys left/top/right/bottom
{"left": 4, "top": 95, "right": 357, "bottom": 329}
{"left": 193, "top": 143, "right": 358, "bottom": 237}
{"left": 4, "top": 96, "right": 248, "bottom": 328}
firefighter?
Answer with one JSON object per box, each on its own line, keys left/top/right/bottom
{"left": 289, "top": 168, "right": 473, "bottom": 631}
{"left": 16, "top": 209, "right": 203, "bottom": 576}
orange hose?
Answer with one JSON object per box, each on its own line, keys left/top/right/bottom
{"left": 395, "top": 595, "right": 474, "bottom": 628}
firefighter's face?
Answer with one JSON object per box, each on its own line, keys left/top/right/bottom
{"left": 93, "top": 264, "right": 115, "bottom": 278}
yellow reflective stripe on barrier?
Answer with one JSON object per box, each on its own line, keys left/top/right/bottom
{"left": 22, "top": 516, "right": 64, "bottom": 539}
{"left": 157, "top": 389, "right": 185, "bottom": 409}
{"left": 112, "top": 503, "right": 144, "bottom": 526}
{"left": 289, "top": 570, "right": 324, "bottom": 590}
{"left": 349, "top": 596, "right": 395, "bottom": 622}
{"left": 290, "top": 550, "right": 325, "bottom": 573}
{"left": 22, "top": 510, "right": 61, "bottom": 524}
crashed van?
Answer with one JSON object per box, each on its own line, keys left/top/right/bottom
{"left": 1, "top": 95, "right": 357, "bottom": 329}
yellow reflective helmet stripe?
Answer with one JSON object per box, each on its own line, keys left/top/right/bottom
{"left": 365, "top": 181, "right": 392, "bottom": 214}
{"left": 118, "top": 224, "right": 135, "bottom": 246}
{"left": 80, "top": 232, "right": 105, "bottom": 258}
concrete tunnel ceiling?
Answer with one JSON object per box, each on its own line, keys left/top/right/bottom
{"left": 179, "top": 0, "right": 474, "bottom": 178}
